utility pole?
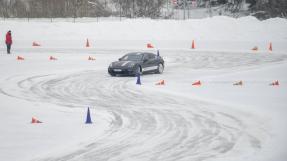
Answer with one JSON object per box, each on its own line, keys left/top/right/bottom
{"left": 183, "top": 0, "right": 186, "bottom": 20}
{"left": 187, "top": 0, "right": 190, "bottom": 19}
{"left": 132, "top": 0, "right": 135, "bottom": 18}
{"left": 168, "top": 0, "right": 170, "bottom": 18}
{"left": 119, "top": 0, "right": 122, "bottom": 21}
{"left": 209, "top": 0, "right": 212, "bottom": 17}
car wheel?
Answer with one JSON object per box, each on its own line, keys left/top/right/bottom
{"left": 156, "top": 63, "right": 164, "bottom": 74}
{"left": 109, "top": 73, "right": 116, "bottom": 77}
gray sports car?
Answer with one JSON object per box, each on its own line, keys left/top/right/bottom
{"left": 108, "top": 52, "right": 164, "bottom": 76}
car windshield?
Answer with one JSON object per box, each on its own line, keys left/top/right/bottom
{"left": 121, "top": 54, "right": 143, "bottom": 61}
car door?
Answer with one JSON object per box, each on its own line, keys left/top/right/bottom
{"left": 142, "top": 53, "right": 158, "bottom": 72}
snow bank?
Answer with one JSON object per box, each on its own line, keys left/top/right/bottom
{"left": 1, "top": 16, "right": 287, "bottom": 52}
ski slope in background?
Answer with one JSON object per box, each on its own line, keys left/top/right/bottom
{"left": 0, "top": 17, "right": 287, "bottom": 161}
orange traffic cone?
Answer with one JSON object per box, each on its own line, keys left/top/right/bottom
{"left": 17, "top": 56, "right": 24, "bottom": 60}
{"left": 49, "top": 56, "right": 57, "bottom": 60}
{"left": 269, "top": 42, "right": 273, "bottom": 52}
{"left": 31, "top": 117, "right": 42, "bottom": 124}
{"left": 192, "top": 80, "right": 201, "bottom": 86}
{"left": 32, "top": 42, "right": 41, "bottom": 47}
{"left": 147, "top": 43, "right": 154, "bottom": 48}
{"left": 191, "top": 40, "right": 195, "bottom": 49}
{"left": 155, "top": 80, "right": 165, "bottom": 85}
{"left": 270, "top": 80, "right": 279, "bottom": 86}
{"left": 86, "top": 39, "right": 90, "bottom": 47}
{"left": 88, "top": 56, "right": 95, "bottom": 60}
{"left": 233, "top": 80, "right": 243, "bottom": 86}
{"left": 252, "top": 46, "right": 258, "bottom": 51}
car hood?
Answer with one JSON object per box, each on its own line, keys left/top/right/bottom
{"left": 111, "top": 61, "right": 140, "bottom": 68}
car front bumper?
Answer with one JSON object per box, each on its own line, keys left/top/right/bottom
{"left": 108, "top": 67, "right": 137, "bottom": 76}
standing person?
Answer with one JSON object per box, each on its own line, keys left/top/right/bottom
{"left": 5, "top": 30, "right": 12, "bottom": 54}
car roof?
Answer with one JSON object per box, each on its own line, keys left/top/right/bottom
{"left": 126, "top": 52, "right": 154, "bottom": 56}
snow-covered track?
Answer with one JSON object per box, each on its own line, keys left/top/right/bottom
{"left": 1, "top": 49, "right": 285, "bottom": 161}
{"left": 1, "top": 70, "right": 263, "bottom": 161}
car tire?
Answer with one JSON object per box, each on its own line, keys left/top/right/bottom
{"left": 109, "top": 72, "right": 116, "bottom": 76}
{"left": 156, "top": 63, "right": 164, "bottom": 74}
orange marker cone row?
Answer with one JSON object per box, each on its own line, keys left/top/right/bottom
{"left": 269, "top": 42, "right": 273, "bottom": 52}
{"left": 233, "top": 80, "right": 243, "bottom": 86}
{"left": 86, "top": 39, "right": 90, "bottom": 47}
{"left": 147, "top": 43, "right": 154, "bottom": 48}
{"left": 192, "top": 80, "right": 201, "bottom": 86}
{"left": 31, "top": 117, "right": 42, "bottom": 124}
{"left": 17, "top": 56, "right": 24, "bottom": 60}
{"left": 270, "top": 80, "right": 279, "bottom": 86}
{"left": 191, "top": 40, "right": 195, "bottom": 49}
{"left": 32, "top": 42, "right": 41, "bottom": 47}
{"left": 252, "top": 46, "right": 258, "bottom": 51}
{"left": 88, "top": 56, "right": 96, "bottom": 60}
{"left": 49, "top": 56, "right": 57, "bottom": 60}
{"left": 155, "top": 80, "right": 165, "bottom": 85}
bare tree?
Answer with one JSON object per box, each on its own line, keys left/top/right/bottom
{"left": 112, "top": 0, "right": 165, "bottom": 18}
{"left": 0, "top": 0, "right": 286, "bottom": 19}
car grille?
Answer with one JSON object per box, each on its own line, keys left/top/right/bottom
{"left": 109, "top": 68, "right": 134, "bottom": 75}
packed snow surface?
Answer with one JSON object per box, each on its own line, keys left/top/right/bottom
{"left": 0, "top": 16, "right": 287, "bottom": 161}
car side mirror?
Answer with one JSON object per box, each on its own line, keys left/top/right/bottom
{"left": 118, "top": 58, "right": 122, "bottom": 61}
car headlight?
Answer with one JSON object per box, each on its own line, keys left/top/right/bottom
{"left": 109, "top": 63, "right": 113, "bottom": 68}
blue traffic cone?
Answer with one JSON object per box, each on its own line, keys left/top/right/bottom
{"left": 136, "top": 73, "right": 141, "bottom": 85}
{"left": 85, "top": 107, "right": 92, "bottom": 124}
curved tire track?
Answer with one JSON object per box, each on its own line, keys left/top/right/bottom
{"left": 0, "top": 51, "right": 278, "bottom": 161}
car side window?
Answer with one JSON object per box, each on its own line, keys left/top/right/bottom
{"left": 122, "top": 55, "right": 128, "bottom": 60}
{"left": 148, "top": 54, "right": 156, "bottom": 59}
{"left": 143, "top": 54, "right": 149, "bottom": 61}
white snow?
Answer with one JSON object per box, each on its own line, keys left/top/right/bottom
{"left": 0, "top": 17, "right": 287, "bottom": 161}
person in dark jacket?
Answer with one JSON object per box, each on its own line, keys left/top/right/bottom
{"left": 5, "top": 30, "right": 12, "bottom": 54}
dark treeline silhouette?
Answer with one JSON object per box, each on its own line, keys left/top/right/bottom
{"left": 0, "top": 0, "right": 110, "bottom": 18}
{"left": 112, "top": 0, "right": 165, "bottom": 18}
{"left": 250, "top": 0, "right": 287, "bottom": 19}
{"left": 0, "top": 0, "right": 165, "bottom": 18}
{"left": 0, "top": 0, "right": 286, "bottom": 19}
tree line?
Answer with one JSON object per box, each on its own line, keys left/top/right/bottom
{"left": 248, "top": 0, "right": 287, "bottom": 19}
{"left": 0, "top": 0, "right": 166, "bottom": 19}
{"left": 0, "top": 0, "right": 110, "bottom": 18}
{"left": 0, "top": 0, "right": 286, "bottom": 19}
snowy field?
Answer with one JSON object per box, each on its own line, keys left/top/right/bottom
{"left": 0, "top": 17, "right": 287, "bottom": 161}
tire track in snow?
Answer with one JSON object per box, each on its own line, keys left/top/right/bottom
{"left": 165, "top": 51, "right": 287, "bottom": 70}
{"left": 0, "top": 71, "right": 260, "bottom": 161}
{"left": 0, "top": 51, "right": 279, "bottom": 161}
